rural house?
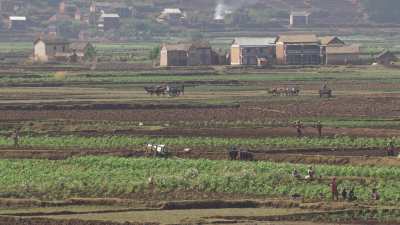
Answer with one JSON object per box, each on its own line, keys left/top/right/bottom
{"left": 319, "top": 36, "right": 345, "bottom": 46}
{"left": 157, "top": 8, "right": 185, "bottom": 24}
{"left": 375, "top": 50, "right": 398, "bottom": 65}
{"left": 290, "top": 11, "right": 311, "bottom": 27}
{"left": 8, "top": 16, "right": 27, "bottom": 31}
{"left": 99, "top": 13, "right": 120, "bottom": 31}
{"left": 230, "top": 38, "right": 275, "bottom": 66}
{"left": 1, "top": 0, "right": 24, "bottom": 13}
{"left": 34, "top": 38, "right": 95, "bottom": 63}
{"left": 325, "top": 44, "right": 360, "bottom": 65}
{"left": 33, "top": 38, "right": 70, "bottom": 62}
{"left": 116, "top": 6, "right": 134, "bottom": 18}
{"left": 275, "top": 34, "right": 322, "bottom": 65}
{"left": 160, "top": 44, "right": 188, "bottom": 67}
{"left": 69, "top": 42, "right": 95, "bottom": 62}
{"left": 187, "top": 42, "right": 212, "bottom": 66}
{"left": 319, "top": 36, "right": 360, "bottom": 65}
{"left": 160, "top": 42, "right": 212, "bottom": 67}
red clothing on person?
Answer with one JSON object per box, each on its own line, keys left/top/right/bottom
{"left": 331, "top": 179, "right": 337, "bottom": 193}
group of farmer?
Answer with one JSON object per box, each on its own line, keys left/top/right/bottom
{"left": 294, "top": 120, "right": 323, "bottom": 138}
{"left": 330, "top": 177, "right": 358, "bottom": 201}
{"left": 292, "top": 167, "right": 381, "bottom": 202}
{"left": 292, "top": 166, "right": 316, "bottom": 180}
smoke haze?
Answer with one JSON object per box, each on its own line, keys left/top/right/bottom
{"left": 214, "top": 0, "right": 259, "bottom": 20}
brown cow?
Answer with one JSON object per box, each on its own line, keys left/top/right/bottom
{"left": 237, "top": 150, "right": 254, "bottom": 161}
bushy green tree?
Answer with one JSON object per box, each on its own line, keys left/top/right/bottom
{"left": 84, "top": 44, "right": 97, "bottom": 61}
{"left": 56, "top": 20, "right": 81, "bottom": 39}
{"left": 149, "top": 46, "right": 160, "bottom": 61}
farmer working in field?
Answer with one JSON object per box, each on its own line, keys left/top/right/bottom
{"left": 292, "top": 168, "right": 301, "bottom": 179}
{"left": 386, "top": 140, "right": 396, "bottom": 156}
{"left": 348, "top": 187, "right": 357, "bottom": 201}
{"left": 341, "top": 188, "right": 347, "bottom": 200}
{"left": 322, "top": 82, "right": 328, "bottom": 90}
{"left": 11, "top": 128, "right": 20, "bottom": 148}
{"left": 371, "top": 188, "right": 380, "bottom": 201}
{"left": 315, "top": 121, "right": 323, "bottom": 138}
{"left": 295, "top": 120, "right": 304, "bottom": 138}
{"left": 305, "top": 166, "right": 315, "bottom": 180}
{"left": 330, "top": 177, "right": 339, "bottom": 201}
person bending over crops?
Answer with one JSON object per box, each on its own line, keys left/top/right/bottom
{"left": 292, "top": 169, "right": 301, "bottom": 179}
{"left": 386, "top": 140, "right": 396, "bottom": 156}
{"left": 305, "top": 166, "right": 315, "bottom": 180}
{"left": 348, "top": 187, "right": 357, "bottom": 201}
{"left": 341, "top": 188, "right": 347, "bottom": 200}
{"left": 372, "top": 188, "right": 380, "bottom": 201}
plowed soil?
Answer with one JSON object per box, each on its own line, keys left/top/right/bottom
{"left": 1, "top": 95, "right": 399, "bottom": 122}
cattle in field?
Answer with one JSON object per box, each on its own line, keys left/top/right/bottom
{"left": 227, "top": 148, "right": 239, "bottom": 160}
{"left": 237, "top": 150, "right": 254, "bottom": 161}
{"left": 227, "top": 147, "right": 254, "bottom": 161}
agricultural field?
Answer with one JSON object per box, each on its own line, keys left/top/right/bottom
{"left": 1, "top": 40, "right": 400, "bottom": 224}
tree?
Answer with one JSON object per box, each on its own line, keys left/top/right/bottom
{"left": 149, "top": 46, "right": 160, "bottom": 61}
{"left": 84, "top": 44, "right": 97, "bottom": 62}
{"left": 362, "top": 0, "right": 400, "bottom": 23}
{"left": 56, "top": 20, "right": 81, "bottom": 39}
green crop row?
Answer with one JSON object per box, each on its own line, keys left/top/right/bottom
{"left": 0, "top": 156, "right": 398, "bottom": 204}
{"left": 0, "top": 135, "right": 397, "bottom": 150}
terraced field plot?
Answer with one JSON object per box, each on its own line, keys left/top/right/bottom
{"left": 1, "top": 64, "right": 400, "bottom": 224}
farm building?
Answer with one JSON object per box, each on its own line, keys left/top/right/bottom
{"left": 34, "top": 38, "right": 95, "bottom": 63}
{"left": 33, "top": 38, "right": 70, "bottom": 62}
{"left": 319, "top": 36, "right": 345, "bottom": 46}
{"left": 157, "top": 8, "right": 185, "bottom": 24}
{"left": 187, "top": 42, "right": 212, "bottom": 66}
{"left": 275, "top": 34, "right": 322, "bottom": 65}
{"left": 375, "top": 50, "right": 398, "bottom": 65}
{"left": 160, "top": 44, "right": 188, "bottom": 67}
{"left": 116, "top": 6, "right": 134, "bottom": 18}
{"left": 69, "top": 42, "right": 95, "bottom": 62}
{"left": 46, "top": 25, "right": 58, "bottom": 38}
{"left": 0, "top": 0, "right": 24, "bottom": 13}
{"left": 8, "top": 16, "right": 27, "bottom": 31}
{"left": 99, "top": 13, "right": 120, "bottom": 31}
{"left": 290, "top": 11, "right": 310, "bottom": 27}
{"left": 320, "top": 36, "right": 345, "bottom": 60}
{"left": 325, "top": 44, "right": 360, "bottom": 65}
{"left": 160, "top": 42, "right": 212, "bottom": 67}
{"left": 230, "top": 37, "right": 275, "bottom": 66}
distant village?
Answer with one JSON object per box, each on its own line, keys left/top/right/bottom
{"left": 0, "top": 0, "right": 370, "bottom": 41}
{"left": 0, "top": 0, "right": 398, "bottom": 67}
{"left": 159, "top": 34, "right": 397, "bottom": 67}
{"left": 30, "top": 33, "right": 398, "bottom": 68}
